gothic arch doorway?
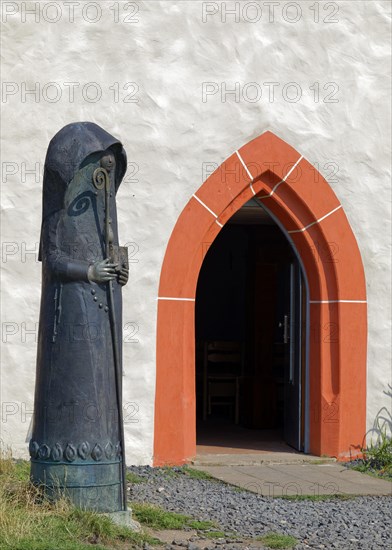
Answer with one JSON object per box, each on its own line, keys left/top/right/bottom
{"left": 195, "top": 199, "right": 308, "bottom": 454}
{"left": 153, "top": 132, "right": 367, "bottom": 466}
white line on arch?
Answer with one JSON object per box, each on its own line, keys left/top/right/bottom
{"left": 235, "top": 150, "right": 254, "bottom": 180}
{"left": 258, "top": 155, "right": 304, "bottom": 199}
{"left": 288, "top": 205, "right": 342, "bottom": 234}
{"left": 193, "top": 194, "right": 223, "bottom": 228}
{"left": 236, "top": 150, "right": 256, "bottom": 195}
{"left": 310, "top": 300, "right": 367, "bottom": 304}
{"left": 158, "top": 297, "right": 195, "bottom": 302}
{"left": 192, "top": 193, "right": 218, "bottom": 218}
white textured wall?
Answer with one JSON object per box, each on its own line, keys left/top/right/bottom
{"left": 1, "top": 1, "right": 391, "bottom": 464}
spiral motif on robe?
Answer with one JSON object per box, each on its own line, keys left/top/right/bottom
{"left": 67, "top": 192, "right": 92, "bottom": 217}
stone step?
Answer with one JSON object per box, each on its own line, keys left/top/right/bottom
{"left": 191, "top": 452, "right": 337, "bottom": 466}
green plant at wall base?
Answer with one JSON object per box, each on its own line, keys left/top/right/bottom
{"left": 367, "top": 428, "right": 392, "bottom": 463}
{"left": 355, "top": 427, "right": 392, "bottom": 479}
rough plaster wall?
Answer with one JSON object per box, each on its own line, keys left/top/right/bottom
{"left": 1, "top": 1, "right": 390, "bottom": 464}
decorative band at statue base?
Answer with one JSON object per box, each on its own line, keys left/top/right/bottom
{"left": 30, "top": 457, "right": 123, "bottom": 513}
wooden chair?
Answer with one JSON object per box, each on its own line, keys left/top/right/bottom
{"left": 202, "top": 341, "right": 244, "bottom": 424}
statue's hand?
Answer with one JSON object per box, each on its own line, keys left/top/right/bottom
{"left": 88, "top": 259, "right": 118, "bottom": 284}
{"left": 118, "top": 265, "right": 129, "bottom": 286}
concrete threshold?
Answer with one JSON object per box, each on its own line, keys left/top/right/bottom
{"left": 189, "top": 458, "right": 392, "bottom": 497}
{"left": 191, "top": 452, "right": 337, "bottom": 466}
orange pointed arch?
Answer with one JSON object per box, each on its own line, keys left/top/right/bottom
{"left": 153, "top": 131, "right": 367, "bottom": 465}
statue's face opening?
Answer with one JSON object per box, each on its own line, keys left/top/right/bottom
{"left": 101, "top": 151, "right": 116, "bottom": 173}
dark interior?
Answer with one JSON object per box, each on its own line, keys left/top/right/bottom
{"left": 195, "top": 201, "right": 302, "bottom": 444}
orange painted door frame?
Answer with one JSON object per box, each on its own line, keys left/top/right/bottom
{"left": 154, "top": 132, "right": 367, "bottom": 466}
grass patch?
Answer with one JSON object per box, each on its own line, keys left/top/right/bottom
{"left": 350, "top": 463, "right": 392, "bottom": 480}
{"left": 256, "top": 532, "right": 298, "bottom": 549}
{"left": 131, "top": 502, "right": 217, "bottom": 532}
{"left": 160, "top": 466, "right": 181, "bottom": 479}
{"left": 126, "top": 471, "right": 145, "bottom": 484}
{"left": 0, "top": 453, "right": 159, "bottom": 549}
{"left": 151, "top": 465, "right": 217, "bottom": 481}
{"left": 187, "top": 519, "right": 218, "bottom": 530}
{"left": 278, "top": 493, "right": 354, "bottom": 501}
{"left": 7, "top": 459, "right": 31, "bottom": 481}
{"left": 181, "top": 465, "right": 215, "bottom": 480}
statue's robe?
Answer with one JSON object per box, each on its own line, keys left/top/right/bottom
{"left": 30, "top": 122, "right": 127, "bottom": 512}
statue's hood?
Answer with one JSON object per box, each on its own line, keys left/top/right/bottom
{"left": 44, "top": 121, "right": 126, "bottom": 192}
{"left": 39, "top": 122, "right": 127, "bottom": 261}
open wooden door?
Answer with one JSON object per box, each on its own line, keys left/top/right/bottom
{"left": 280, "top": 260, "right": 304, "bottom": 451}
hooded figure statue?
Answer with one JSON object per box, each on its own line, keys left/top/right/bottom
{"left": 30, "top": 122, "right": 129, "bottom": 513}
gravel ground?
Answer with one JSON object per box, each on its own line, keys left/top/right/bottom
{"left": 128, "top": 466, "right": 392, "bottom": 550}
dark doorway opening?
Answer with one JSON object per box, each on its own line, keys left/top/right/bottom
{"left": 195, "top": 200, "right": 306, "bottom": 454}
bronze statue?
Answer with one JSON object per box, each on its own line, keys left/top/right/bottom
{"left": 30, "top": 122, "right": 129, "bottom": 513}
